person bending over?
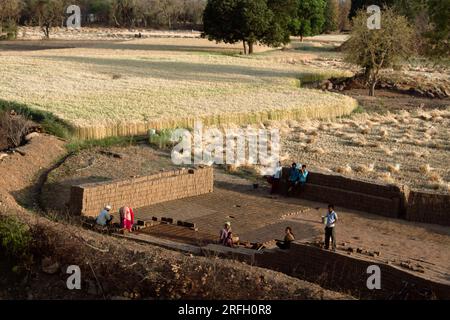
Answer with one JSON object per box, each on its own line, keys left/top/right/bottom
{"left": 96, "top": 205, "right": 113, "bottom": 227}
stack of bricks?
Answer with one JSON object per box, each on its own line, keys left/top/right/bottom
{"left": 280, "top": 169, "right": 403, "bottom": 218}
{"left": 69, "top": 167, "right": 214, "bottom": 217}
{"left": 254, "top": 242, "right": 450, "bottom": 299}
{"left": 406, "top": 190, "right": 450, "bottom": 226}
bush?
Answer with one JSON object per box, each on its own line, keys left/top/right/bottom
{"left": 0, "top": 99, "right": 73, "bottom": 139}
{"left": 66, "top": 135, "right": 135, "bottom": 153}
{"left": 149, "top": 129, "right": 176, "bottom": 149}
{"left": 0, "top": 216, "right": 32, "bottom": 259}
{"left": 0, "top": 110, "right": 35, "bottom": 150}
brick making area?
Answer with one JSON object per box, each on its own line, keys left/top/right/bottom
{"left": 68, "top": 165, "right": 450, "bottom": 299}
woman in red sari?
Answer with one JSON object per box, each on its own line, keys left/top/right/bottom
{"left": 123, "top": 207, "right": 135, "bottom": 231}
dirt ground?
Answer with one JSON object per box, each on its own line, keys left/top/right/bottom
{"left": 41, "top": 145, "right": 450, "bottom": 285}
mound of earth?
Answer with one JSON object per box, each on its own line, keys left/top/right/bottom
{"left": 317, "top": 73, "right": 450, "bottom": 99}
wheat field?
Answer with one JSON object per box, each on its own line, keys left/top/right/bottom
{"left": 0, "top": 37, "right": 357, "bottom": 139}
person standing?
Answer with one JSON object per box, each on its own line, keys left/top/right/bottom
{"left": 123, "top": 207, "right": 135, "bottom": 232}
{"left": 270, "top": 161, "right": 283, "bottom": 194}
{"left": 324, "top": 204, "right": 338, "bottom": 251}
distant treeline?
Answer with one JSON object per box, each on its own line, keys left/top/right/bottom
{"left": 1, "top": 0, "right": 207, "bottom": 30}
{"left": 0, "top": 0, "right": 354, "bottom": 37}
{"left": 0, "top": 0, "right": 448, "bottom": 57}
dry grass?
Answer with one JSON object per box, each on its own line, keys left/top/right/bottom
{"left": 336, "top": 164, "right": 352, "bottom": 175}
{"left": 283, "top": 107, "right": 450, "bottom": 192}
{"left": 0, "top": 38, "right": 356, "bottom": 139}
{"left": 380, "top": 172, "right": 395, "bottom": 184}
{"left": 387, "top": 163, "right": 401, "bottom": 173}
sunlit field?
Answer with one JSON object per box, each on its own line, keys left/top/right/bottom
{"left": 0, "top": 37, "right": 357, "bottom": 139}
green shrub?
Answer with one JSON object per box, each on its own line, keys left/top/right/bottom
{"left": 0, "top": 216, "right": 32, "bottom": 259}
{"left": 149, "top": 129, "right": 175, "bottom": 149}
{"left": 0, "top": 21, "right": 17, "bottom": 40}
{"left": 66, "top": 136, "right": 135, "bottom": 153}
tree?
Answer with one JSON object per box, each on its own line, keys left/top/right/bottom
{"left": 111, "top": 0, "right": 137, "bottom": 28}
{"left": 203, "top": 0, "right": 277, "bottom": 54}
{"left": 88, "top": 0, "right": 113, "bottom": 24}
{"left": 344, "top": 8, "right": 414, "bottom": 96}
{"left": 349, "top": 0, "right": 395, "bottom": 19}
{"left": 0, "top": 0, "right": 23, "bottom": 39}
{"left": 156, "top": 0, "right": 183, "bottom": 29}
{"left": 338, "top": 0, "right": 351, "bottom": 31}
{"left": 424, "top": 0, "right": 450, "bottom": 58}
{"left": 264, "top": 0, "right": 298, "bottom": 47}
{"left": 30, "top": 0, "right": 67, "bottom": 38}
{"left": 290, "top": 0, "right": 326, "bottom": 41}
{"left": 324, "top": 0, "right": 339, "bottom": 33}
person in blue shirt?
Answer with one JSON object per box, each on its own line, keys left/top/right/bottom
{"left": 299, "top": 164, "right": 309, "bottom": 186}
{"left": 323, "top": 204, "right": 338, "bottom": 251}
{"left": 287, "top": 163, "right": 301, "bottom": 196}
{"left": 96, "top": 205, "right": 113, "bottom": 227}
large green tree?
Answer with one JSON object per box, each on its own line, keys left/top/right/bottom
{"left": 203, "top": 0, "right": 293, "bottom": 54}
{"left": 344, "top": 8, "right": 414, "bottom": 96}
{"left": 290, "top": 0, "right": 326, "bottom": 41}
{"left": 264, "top": 0, "right": 298, "bottom": 47}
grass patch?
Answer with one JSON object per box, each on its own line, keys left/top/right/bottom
{"left": 66, "top": 135, "right": 137, "bottom": 153}
{"left": 351, "top": 104, "right": 366, "bottom": 115}
{"left": 0, "top": 215, "right": 32, "bottom": 262}
{"left": 149, "top": 129, "right": 176, "bottom": 150}
{"left": 0, "top": 99, "right": 73, "bottom": 139}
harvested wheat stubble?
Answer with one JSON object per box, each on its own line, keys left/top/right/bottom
{"left": 283, "top": 107, "right": 450, "bottom": 192}
{"left": 0, "top": 38, "right": 356, "bottom": 139}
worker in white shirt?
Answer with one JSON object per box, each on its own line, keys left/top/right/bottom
{"left": 324, "top": 204, "right": 338, "bottom": 251}
{"left": 270, "top": 161, "right": 283, "bottom": 194}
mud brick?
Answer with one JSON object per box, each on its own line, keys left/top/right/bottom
{"left": 70, "top": 167, "right": 214, "bottom": 217}
{"left": 137, "top": 220, "right": 145, "bottom": 226}
{"left": 161, "top": 217, "right": 174, "bottom": 224}
{"left": 183, "top": 222, "right": 196, "bottom": 229}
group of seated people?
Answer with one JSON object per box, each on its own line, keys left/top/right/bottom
{"left": 218, "top": 205, "right": 338, "bottom": 252}
{"left": 95, "top": 205, "right": 135, "bottom": 232}
{"left": 218, "top": 222, "right": 296, "bottom": 250}
{"left": 267, "top": 162, "right": 309, "bottom": 195}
